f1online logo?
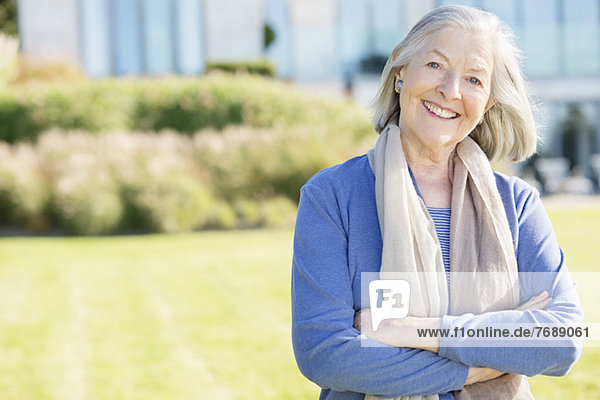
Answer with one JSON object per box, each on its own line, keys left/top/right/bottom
{"left": 368, "top": 280, "right": 410, "bottom": 331}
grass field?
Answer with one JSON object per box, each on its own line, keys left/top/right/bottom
{"left": 0, "top": 205, "right": 598, "bottom": 399}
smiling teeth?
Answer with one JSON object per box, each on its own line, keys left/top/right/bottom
{"left": 424, "top": 101, "right": 457, "bottom": 119}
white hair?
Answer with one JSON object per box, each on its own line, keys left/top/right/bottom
{"left": 372, "top": 5, "right": 538, "bottom": 162}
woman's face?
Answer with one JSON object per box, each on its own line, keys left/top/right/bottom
{"left": 397, "top": 27, "right": 494, "bottom": 154}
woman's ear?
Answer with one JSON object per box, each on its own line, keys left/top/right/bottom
{"left": 395, "top": 67, "right": 404, "bottom": 83}
{"left": 485, "top": 98, "right": 497, "bottom": 113}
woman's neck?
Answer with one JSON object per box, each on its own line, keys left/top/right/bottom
{"left": 400, "top": 134, "right": 454, "bottom": 208}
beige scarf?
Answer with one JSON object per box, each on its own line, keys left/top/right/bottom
{"left": 365, "top": 125, "right": 534, "bottom": 400}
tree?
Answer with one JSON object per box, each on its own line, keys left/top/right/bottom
{"left": 0, "top": 0, "right": 17, "bottom": 36}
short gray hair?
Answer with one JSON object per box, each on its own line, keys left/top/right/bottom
{"left": 372, "top": 5, "right": 538, "bottom": 162}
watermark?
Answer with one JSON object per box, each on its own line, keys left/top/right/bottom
{"left": 418, "top": 325, "right": 590, "bottom": 340}
{"left": 359, "top": 271, "right": 600, "bottom": 347}
{"left": 368, "top": 279, "right": 410, "bottom": 330}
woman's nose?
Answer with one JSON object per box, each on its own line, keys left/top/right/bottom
{"left": 438, "top": 73, "right": 461, "bottom": 101}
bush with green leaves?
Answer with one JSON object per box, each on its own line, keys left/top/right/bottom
{"left": 0, "top": 125, "right": 371, "bottom": 235}
{"left": 0, "top": 75, "right": 375, "bottom": 234}
{"left": 0, "top": 75, "right": 372, "bottom": 142}
{"left": 206, "top": 60, "right": 275, "bottom": 76}
{"left": 51, "top": 177, "right": 124, "bottom": 235}
{"left": 38, "top": 131, "right": 124, "bottom": 235}
{"left": 0, "top": 142, "right": 50, "bottom": 230}
{"left": 120, "top": 173, "right": 216, "bottom": 233}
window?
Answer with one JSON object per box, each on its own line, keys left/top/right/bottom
{"left": 563, "top": 0, "right": 600, "bottom": 76}
{"left": 521, "top": 0, "right": 561, "bottom": 77}
{"left": 113, "top": 0, "right": 143, "bottom": 75}
{"left": 480, "top": 0, "right": 518, "bottom": 32}
{"left": 142, "top": 0, "right": 174, "bottom": 75}
{"left": 437, "top": 0, "right": 478, "bottom": 7}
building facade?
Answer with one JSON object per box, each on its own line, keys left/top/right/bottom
{"left": 436, "top": 0, "right": 600, "bottom": 182}
{"left": 18, "top": 0, "right": 265, "bottom": 76}
{"left": 16, "top": 0, "right": 600, "bottom": 185}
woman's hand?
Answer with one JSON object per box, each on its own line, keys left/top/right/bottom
{"left": 353, "top": 308, "right": 399, "bottom": 345}
{"left": 463, "top": 291, "right": 552, "bottom": 386}
{"left": 465, "top": 367, "right": 505, "bottom": 385}
{"left": 516, "top": 290, "right": 552, "bottom": 311}
{"left": 354, "top": 309, "right": 441, "bottom": 352}
{"left": 353, "top": 292, "right": 552, "bottom": 354}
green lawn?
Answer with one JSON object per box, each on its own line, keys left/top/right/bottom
{"left": 0, "top": 205, "right": 598, "bottom": 399}
{"left": 527, "top": 206, "right": 600, "bottom": 399}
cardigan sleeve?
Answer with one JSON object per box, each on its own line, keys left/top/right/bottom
{"left": 292, "top": 180, "right": 469, "bottom": 398}
{"left": 438, "top": 185, "right": 584, "bottom": 376}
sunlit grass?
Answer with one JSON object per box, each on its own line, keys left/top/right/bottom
{"left": 0, "top": 205, "right": 597, "bottom": 399}
{"left": 0, "top": 230, "right": 318, "bottom": 400}
{"left": 528, "top": 205, "right": 600, "bottom": 399}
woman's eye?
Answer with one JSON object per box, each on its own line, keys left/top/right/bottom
{"left": 469, "top": 77, "right": 481, "bottom": 85}
{"left": 428, "top": 62, "right": 440, "bottom": 69}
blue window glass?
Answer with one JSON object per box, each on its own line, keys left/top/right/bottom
{"left": 174, "top": 0, "right": 205, "bottom": 75}
{"left": 521, "top": 0, "right": 561, "bottom": 77}
{"left": 480, "top": 0, "right": 523, "bottom": 51}
{"left": 266, "top": 0, "right": 294, "bottom": 78}
{"left": 113, "top": 0, "right": 143, "bottom": 75}
{"left": 141, "top": 0, "right": 174, "bottom": 75}
{"left": 80, "top": 0, "right": 111, "bottom": 77}
{"left": 563, "top": 0, "right": 600, "bottom": 76}
{"left": 480, "top": 0, "right": 518, "bottom": 30}
{"left": 372, "top": 0, "right": 404, "bottom": 56}
{"left": 337, "top": 0, "right": 369, "bottom": 75}
{"left": 596, "top": 102, "right": 600, "bottom": 154}
{"left": 291, "top": 1, "right": 338, "bottom": 80}
{"left": 437, "top": 0, "right": 478, "bottom": 7}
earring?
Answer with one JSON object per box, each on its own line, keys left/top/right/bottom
{"left": 478, "top": 116, "right": 484, "bottom": 125}
{"left": 394, "top": 80, "right": 403, "bottom": 94}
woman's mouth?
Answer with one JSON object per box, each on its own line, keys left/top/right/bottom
{"left": 422, "top": 100, "right": 459, "bottom": 119}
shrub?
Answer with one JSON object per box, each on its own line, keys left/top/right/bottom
{"left": 233, "top": 198, "right": 262, "bottom": 228}
{"left": 206, "top": 60, "right": 276, "bottom": 76}
{"left": 131, "top": 78, "right": 245, "bottom": 132}
{"left": 0, "top": 33, "right": 18, "bottom": 87}
{"left": 205, "top": 201, "right": 237, "bottom": 230}
{"left": 0, "top": 75, "right": 373, "bottom": 142}
{"left": 0, "top": 1, "right": 17, "bottom": 37}
{"left": 51, "top": 177, "right": 124, "bottom": 235}
{"left": 193, "top": 126, "right": 370, "bottom": 203}
{"left": 38, "top": 131, "right": 124, "bottom": 235}
{"left": 0, "top": 92, "right": 39, "bottom": 142}
{"left": 12, "top": 60, "right": 85, "bottom": 85}
{"left": 0, "top": 142, "right": 50, "bottom": 230}
{"left": 258, "top": 196, "right": 297, "bottom": 228}
{"left": 14, "top": 70, "right": 376, "bottom": 234}
{"left": 120, "top": 173, "right": 215, "bottom": 233}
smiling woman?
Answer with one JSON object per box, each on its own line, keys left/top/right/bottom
{"left": 393, "top": 27, "right": 495, "bottom": 207}
{"left": 291, "top": 5, "right": 582, "bottom": 400}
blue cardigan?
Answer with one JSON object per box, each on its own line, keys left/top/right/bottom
{"left": 291, "top": 155, "right": 583, "bottom": 400}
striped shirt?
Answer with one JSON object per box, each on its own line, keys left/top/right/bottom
{"left": 427, "top": 207, "right": 451, "bottom": 280}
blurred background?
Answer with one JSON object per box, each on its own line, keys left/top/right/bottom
{"left": 0, "top": 0, "right": 599, "bottom": 399}
{"left": 13, "top": 0, "right": 600, "bottom": 195}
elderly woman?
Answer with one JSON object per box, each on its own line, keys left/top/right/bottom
{"left": 291, "top": 5, "right": 583, "bottom": 400}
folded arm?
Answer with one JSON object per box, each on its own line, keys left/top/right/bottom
{"left": 437, "top": 188, "right": 583, "bottom": 377}
{"left": 355, "top": 187, "right": 583, "bottom": 377}
{"left": 292, "top": 183, "right": 470, "bottom": 397}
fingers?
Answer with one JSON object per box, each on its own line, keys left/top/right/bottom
{"left": 516, "top": 291, "right": 552, "bottom": 311}
{"left": 527, "top": 290, "right": 549, "bottom": 306}
{"left": 353, "top": 309, "right": 371, "bottom": 331}
{"left": 353, "top": 311, "right": 361, "bottom": 330}
{"left": 465, "top": 367, "right": 505, "bottom": 385}
{"left": 517, "top": 293, "right": 541, "bottom": 311}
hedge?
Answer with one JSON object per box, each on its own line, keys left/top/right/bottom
{"left": 0, "top": 127, "right": 371, "bottom": 235}
{"left": 0, "top": 74, "right": 372, "bottom": 142}
{"left": 206, "top": 60, "right": 276, "bottom": 76}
